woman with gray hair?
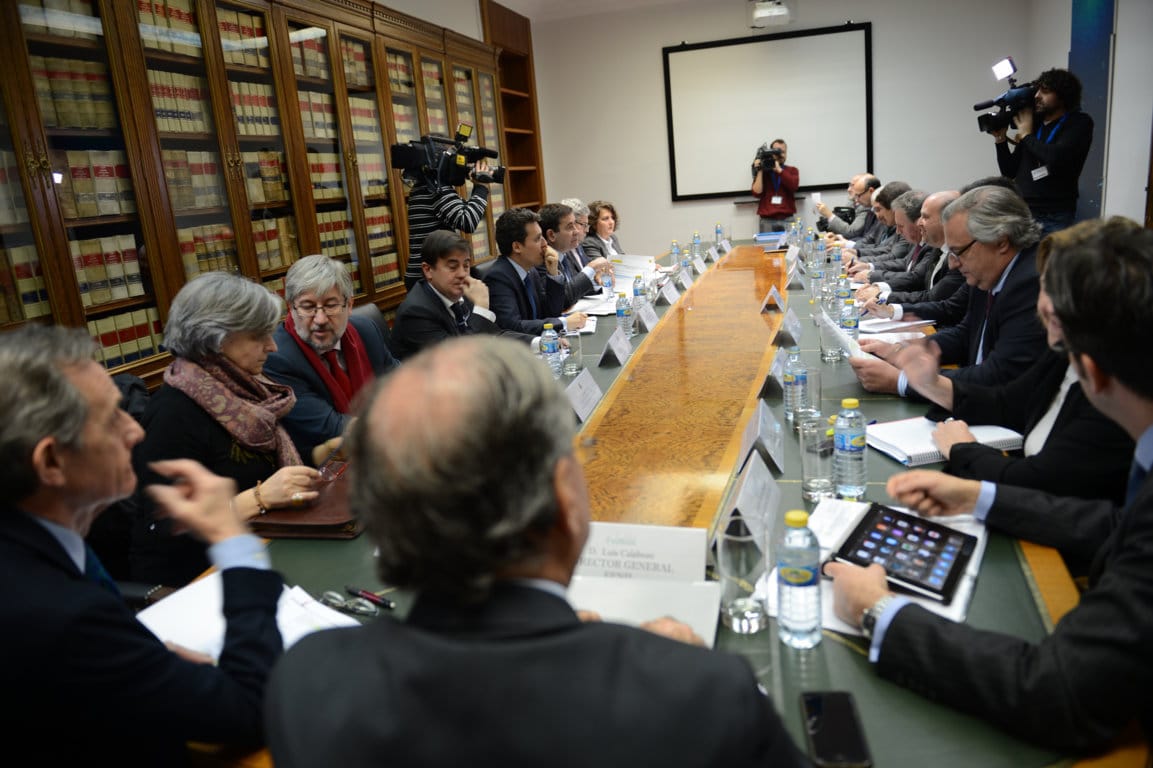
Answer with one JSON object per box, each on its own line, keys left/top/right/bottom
{"left": 130, "top": 272, "right": 323, "bottom": 586}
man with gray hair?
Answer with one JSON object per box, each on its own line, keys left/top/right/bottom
{"left": 265, "top": 337, "right": 805, "bottom": 767}
{"left": 851, "top": 186, "right": 1047, "bottom": 393}
{"left": 560, "top": 196, "right": 593, "bottom": 267}
{"left": 0, "top": 325, "right": 284, "bottom": 764}
{"left": 265, "top": 255, "right": 398, "bottom": 453}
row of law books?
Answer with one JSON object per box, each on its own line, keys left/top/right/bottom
{"left": 161, "top": 149, "right": 224, "bottom": 211}
{"left": 30, "top": 56, "right": 116, "bottom": 130}
{"left": 0, "top": 152, "right": 31, "bottom": 226}
{"left": 135, "top": 0, "right": 199, "bottom": 57}
{"left": 427, "top": 107, "right": 449, "bottom": 138}
{"left": 252, "top": 216, "right": 300, "bottom": 272}
{"left": 299, "top": 91, "right": 338, "bottom": 141}
{"left": 88, "top": 307, "right": 164, "bottom": 369}
{"left": 69, "top": 234, "right": 145, "bottom": 307}
{"left": 147, "top": 70, "right": 212, "bottom": 134}
{"left": 308, "top": 153, "right": 343, "bottom": 200}
{"left": 262, "top": 276, "right": 286, "bottom": 299}
{"left": 386, "top": 53, "right": 415, "bottom": 94}
{"left": 229, "top": 81, "right": 280, "bottom": 137}
{"left": 343, "top": 258, "right": 363, "bottom": 294}
{"left": 318, "top": 210, "right": 353, "bottom": 260}
{"left": 177, "top": 224, "right": 238, "bottom": 279}
{"left": 358, "top": 153, "right": 387, "bottom": 198}
{"left": 217, "top": 7, "right": 271, "bottom": 68}
{"left": 392, "top": 103, "right": 417, "bottom": 142}
{"left": 20, "top": 0, "right": 97, "bottom": 40}
{"left": 51, "top": 149, "right": 134, "bottom": 220}
{"left": 348, "top": 96, "right": 382, "bottom": 143}
{"left": 340, "top": 38, "right": 371, "bottom": 88}
{"left": 0, "top": 245, "right": 51, "bottom": 323}
{"left": 363, "top": 205, "right": 394, "bottom": 253}
{"left": 421, "top": 62, "right": 444, "bottom": 99}
{"left": 369, "top": 251, "right": 400, "bottom": 289}
{"left": 290, "top": 34, "right": 330, "bottom": 81}
{"left": 241, "top": 151, "right": 289, "bottom": 204}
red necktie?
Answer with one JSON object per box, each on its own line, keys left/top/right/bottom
{"left": 323, "top": 349, "right": 352, "bottom": 399}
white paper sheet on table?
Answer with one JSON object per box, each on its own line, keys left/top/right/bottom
{"left": 859, "top": 317, "right": 935, "bottom": 333}
{"left": 756, "top": 499, "right": 988, "bottom": 636}
{"left": 567, "top": 577, "right": 722, "bottom": 648}
{"left": 137, "top": 572, "right": 358, "bottom": 659}
{"left": 863, "top": 331, "right": 929, "bottom": 344}
{"left": 571, "top": 294, "right": 618, "bottom": 316}
{"left": 815, "top": 310, "right": 878, "bottom": 360}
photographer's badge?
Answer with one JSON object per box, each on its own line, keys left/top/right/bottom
{"left": 771, "top": 196, "right": 784, "bottom": 205}
{"left": 1031, "top": 165, "right": 1050, "bottom": 181}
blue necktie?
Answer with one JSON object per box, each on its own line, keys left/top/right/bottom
{"left": 1126, "top": 461, "right": 1148, "bottom": 506}
{"left": 84, "top": 544, "right": 121, "bottom": 597}
{"left": 523, "top": 274, "right": 538, "bottom": 319}
{"left": 451, "top": 301, "right": 470, "bottom": 334}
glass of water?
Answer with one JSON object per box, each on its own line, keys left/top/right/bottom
{"left": 717, "top": 514, "right": 769, "bottom": 634}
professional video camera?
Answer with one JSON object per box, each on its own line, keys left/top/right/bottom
{"left": 756, "top": 143, "right": 784, "bottom": 166}
{"left": 973, "top": 57, "right": 1035, "bottom": 134}
{"left": 390, "top": 123, "right": 505, "bottom": 187}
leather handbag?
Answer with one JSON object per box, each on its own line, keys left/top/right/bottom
{"left": 249, "top": 472, "right": 363, "bottom": 539}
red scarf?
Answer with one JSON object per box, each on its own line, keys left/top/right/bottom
{"left": 284, "top": 311, "right": 374, "bottom": 414}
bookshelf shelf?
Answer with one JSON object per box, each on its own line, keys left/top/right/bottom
{"left": 236, "top": 133, "right": 285, "bottom": 143}
{"left": 172, "top": 206, "right": 229, "bottom": 219}
{"left": 224, "top": 62, "right": 272, "bottom": 78}
{"left": 24, "top": 33, "right": 105, "bottom": 55}
{"left": 83, "top": 296, "right": 153, "bottom": 319}
{"left": 46, "top": 128, "right": 121, "bottom": 140}
{"left": 499, "top": 87, "right": 530, "bottom": 99}
{"left": 156, "top": 131, "right": 219, "bottom": 143}
{"left": 63, "top": 214, "right": 137, "bottom": 229}
{"left": 143, "top": 50, "right": 206, "bottom": 71}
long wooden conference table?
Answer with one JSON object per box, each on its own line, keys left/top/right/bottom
{"left": 210, "top": 244, "right": 1145, "bottom": 767}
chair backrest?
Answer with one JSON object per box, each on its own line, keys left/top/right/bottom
{"left": 350, "top": 301, "right": 394, "bottom": 356}
{"left": 472, "top": 258, "right": 498, "bottom": 281}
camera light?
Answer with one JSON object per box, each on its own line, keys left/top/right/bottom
{"left": 992, "top": 57, "right": 1017, "bottom": 81}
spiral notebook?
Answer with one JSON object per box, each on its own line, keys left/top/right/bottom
{"left": 866, "top": 416, "right": 1023, "bottom": 466}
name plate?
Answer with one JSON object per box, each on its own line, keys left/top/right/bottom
{"left": 576, "top": 521, "right": 706, "bottom": 581}
{"left": 773, "top": 307, "right": 803, "bottom": 347}
{"left": 769, "top": 353, "right": 785, "bottom": 390}
{"left": 692, "top": 257, "right": 708, "bottom": 275}
{"left": 565, "top": 367, "right": 603, "bottom": 422}
{"left": 657, "top": 280, "right": 680, "bottom": 305}
{"left": 785, "top": 244, "right": 800, "bottom": 266}
{"left": 676, "top": 269, "right": 695, "bottom": 291}
{"left": 759, "top": 284, "right": 785, "bottom": 313}
{"left": 719, "top": 238, "right": 733, "bottom": 254}
{"left": 717, "top": 452, "right": 782, "bottom": 559}
{"left": 636, "top": 302, "right": 660, "bottom": 333}
{"left": 598, "top": 327, "right": 632, "bottom": 367}
{"left": 756, "top": 400, "right": 785, "bottom": 471}
{"left": 705, "top": 246, "right": 719, "bottom": 263}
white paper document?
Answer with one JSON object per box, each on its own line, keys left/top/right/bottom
{"left": 571, "top": 293, "right": 618, "bottom": 316}
{"left": 137, "top": 573, "right": 358, "bottom": 660}
{"left": 568, "top": 577, "right": 722, "bottom": 648}
{"left": 859, "top": 317, "right": 935, "bottom": 333}
{"left": 815, "top": 309, "right": 877, "bottom": 360}
{"left": 867, "top": 417, "right": 1023, "bottom": 467}
{"left": 757, "top": 500, "right": 988, "bottom": 635}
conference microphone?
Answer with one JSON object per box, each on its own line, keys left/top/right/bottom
{"left": 972, "top": 98, "right": 997, "bottom": 111}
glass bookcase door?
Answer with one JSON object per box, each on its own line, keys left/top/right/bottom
{"left": 19, "top": 1, "right": 165, "bottom": 368}
{"left": 0, "top": 95, "right": 47, "bottom": 327}
{"left": 452, "top": 64, "right": 490, "bottom": 262}
{"left": 478, "top": 71, "right": 506, "bottom": 223}
{"left": 420, "top": 57, "right": 449, "bottom": 139}
{"left": 340, "top": 33, "right": 399, "bottom": 292}
{"left": 286, "top": 19, "right": 360, "bottom": 296}
{"left": 216, "top": 1, "right": 299, "bottom": 296}
{"left": 385, "top": 47, "right": 419, "bottom": 144}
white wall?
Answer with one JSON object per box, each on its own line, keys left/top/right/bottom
{"left": 1102, "top": 0, "right": 1153, "bottom": 221}
{"left": 375, "top": 0, "right": 483, "bottom": 40}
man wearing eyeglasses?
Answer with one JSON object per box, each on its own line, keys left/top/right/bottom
{"left": 820, "top": 174, "right": 883, "bottom": 241}
{"left": 265, "top": 255, "right": 398, "bottom": 454}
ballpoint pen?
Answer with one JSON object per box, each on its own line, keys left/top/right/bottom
{"left": 346, "top": 585, "right": 395, "bottom": 610}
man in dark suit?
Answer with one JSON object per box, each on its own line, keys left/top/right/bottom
{"left": 560, "top": 197, "right": 594, "bottom": 266}
{"left": 392, "top": 229, "right": 532, "bottom": 359}
{"left": 484, "top": 207, "right": 588, "bottom": 337}
{"left": 0, "top": 325, "right": 284, "bottom": 764}
{"left": 537, "top": 202, "right": 612, "bottom": 304}
{"left": 266, "top": 336, "right": 805, "bottom": 767}
{"left": 265, "top": 254, "right": 398, "bottom": 455}
{"left": 851, "top": 186, "right": 1046, "bottom": 393}
{"left": 827, "top": 217, "right": 1153, "bottom": 752}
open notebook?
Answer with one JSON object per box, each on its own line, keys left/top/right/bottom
{"left": 867, "top": 416, "right": 1023, "bottom": 466}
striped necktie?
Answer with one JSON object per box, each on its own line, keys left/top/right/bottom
{"left": 451, "top": 301, "right": 470, "bottom": 334}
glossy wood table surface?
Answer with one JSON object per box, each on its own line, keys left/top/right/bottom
{"left": 578, "top": 245, "right": 786, "bottom": 531}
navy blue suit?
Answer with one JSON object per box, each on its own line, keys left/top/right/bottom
{"left": 392, "top": 280, "right": 531, "bottom": 359}
{"left": 484, "top": 255, "right": 568, "bottom": 335}
{"left": 264, "top": 314, "right": 398, "bottom": 456}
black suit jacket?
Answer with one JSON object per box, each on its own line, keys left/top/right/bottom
{"left": 888, "top": 254, "right": 963, "bottom": 306}
{"left": 392, "top": 280, "right": 530, "bottom": 359}
{"left": 902, "top": 277, "right": 969, "bottom": 326}
{"left": 265, "top": 314, "right": 398, "bottom": 456}
{"left": 876, "top": 469, "right": 1153, "bottom": 752}
{"left": 932, "top": 247, "right": 1046, "bottom": 387}
{"left": 267, "top": 584, "right": 805, "bottom": 767}
{"left": 0, "top": 508, "right": 283, "bottom": 764}
{"left": 484, "top": 255, "right": 568, "bottom": 335}
{"left": 944, "top": 349, "right": 1133, "bottom": 503}
{"left": 874, "top": 245, "right": 940, "bottom": 292}
{"left": 537, "top": 253, "right": 598, "bottom": 306}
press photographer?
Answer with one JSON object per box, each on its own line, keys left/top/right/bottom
{"left": 394, "top": 126, "right": 506, "bottom": 290}
{"left": 987, "top": 67, "right": 1093, "bottom": 234}
{"left": 750, "top": 138, "right": 799, "bottom": 232}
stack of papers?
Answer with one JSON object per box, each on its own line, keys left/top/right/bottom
{"left": 867, "top": 416, "right": 1023, "bottom": 466}
{"left": 815, "top": 310, "right": 878, "bottom": 360}
{"left": 859, "top": 317, "right": 935, "bottom": 333}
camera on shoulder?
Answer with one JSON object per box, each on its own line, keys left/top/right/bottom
{"left": 391, "top": 123, "right": 506, "bottom": 187}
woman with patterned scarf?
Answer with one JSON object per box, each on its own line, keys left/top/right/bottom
{"left": 129, "top": 273, "right": 334, "bottom": 587}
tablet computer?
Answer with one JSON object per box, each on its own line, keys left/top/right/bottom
{"left": 830, "top": 503, "right": 977, "bottom": 605}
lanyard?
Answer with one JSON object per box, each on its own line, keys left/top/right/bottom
{"left": 1035, "top": 114, "right": 1068, "bottom": 144}
{"left": 771, "top": 166, "right": 784, "bottom": 193}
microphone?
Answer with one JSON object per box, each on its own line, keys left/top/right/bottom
{"left": 972, "top": 98, "right": 997, "bottom": 111}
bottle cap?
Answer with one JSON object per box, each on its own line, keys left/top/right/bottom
{"left": 842, "top": 398, "right": 859, "bottom": 409}
{"left": 543, "top": 323, "right": 554, "bottom": 330}
{"left": 784, "top": 509, "right": 809, "bottom": 528}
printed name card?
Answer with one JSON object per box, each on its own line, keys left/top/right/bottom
{"left": 720, "top": 451, "right": 782, "bottom": 557}
{"left": 773, "top": 307, "right": 803, "bottom": 347}
{"left": 565, "top": 367, "right": 603, "bottom": 422}
{"left": 756, "top": 400, "right": 785, "bottom": 471}
{"left": 760, "top": 285, "right": 785, "bottom": 313}
{"left": 676, "top": 269, "right": 695, "bottom": 291}
{"left": 719, "top": 239, "right": 733, "bottom": 254}
{"left": 598, "top": 327, "right": 632, "bottom": 367}
{"left": 768, "top": 354, "right": 785, "bottom": 390}
{"left": 636, "top": 302, "right": 660, "bottom": 333}
{"left": 692, "top": 257, "right": 708, "bottom": 276}
{"left": 657, "top": 280, "right": 680, "bottom": 305}
{"left": 705, "top": 246, "right": 719, "bottom": 263}
{"left": 576, "top": 521, "right": 706, "bottom": 581}
{"left": 785, "top": 244, "right": 800, "bottom": 265}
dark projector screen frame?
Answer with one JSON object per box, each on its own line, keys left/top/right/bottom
{"left": 663, "top": 23, "right": 873, "bottom": 201}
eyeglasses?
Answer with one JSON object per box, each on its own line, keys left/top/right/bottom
{"left": 294, "top": 300, "right": 348, "bottom": 318}
{"left": 949, "top": 240, "right": 978, "bottom": 259}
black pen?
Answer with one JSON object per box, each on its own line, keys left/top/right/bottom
{"left": 346, "top": 585, "right": 395, "bottom": 610}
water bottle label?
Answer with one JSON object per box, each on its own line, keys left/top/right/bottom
{"left": 616, "top": 308, "right": 625, "bottom": 318}
{"left": 834, "top": 431, "right": 866, "bottom": 452}
{"left": 541, "top": 340, "right": 559, "bottom": 354}
{"left": 783, "top": 372, "right": 796, "bottom": 385}
{"left": 842, "top": 317, "right": 858, "bottom": 331}
{"left": 779, "top": 565, "right": 818, "bottom": 587}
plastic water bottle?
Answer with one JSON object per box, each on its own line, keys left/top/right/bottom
{"left": 782, "top": 346, "right": 807, "bottom": 425}
{"left": 840, "top": 298, "right": 859, "bottom": 342}
{"left": 615, "top": 292, "right": 634, "bottom": 339}
{"left": 601, "top": 270, "right": 614, "bottom": 294}
{"left": 809, "top": 265, "right": 825, "bottom": 308}
{"left": 815, "top": 239, "right": 827, "bottom": 266}
{"left": 692, "top": 231, "right": 702, "bottom": 258}
{"left": 833, "top": 398, "right": 867, "bottom": 500}
{"left": 778, "top": 509, "right": 822, "bottom": 649}
{"left": 670, "top": 239, "right": 680, "bottom": 269}
{"left": 802, "top": 231, "right": 815, "bottom": 264}
{"left": 632, "top": 274, "right": 647, "bottom": 325}
{"left": 835, "top": 274, "right": 851, "bottom": 304}
{"left": 715, "top": 222, "right": 724, "bottom": 246}
{"left": 539, "top": 324, "right": 561, "bottom": 378}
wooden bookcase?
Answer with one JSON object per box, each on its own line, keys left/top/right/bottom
{"left": 0, "top": 0, "right": 505, "bottom": 386}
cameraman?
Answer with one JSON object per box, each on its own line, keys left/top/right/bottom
{"left": 751, "top": 139, "right": 799, "bottom": 233}
{"left": 403, "top": 159, "right": 493, "bottom": 291}
{"left": 993, "top": 68, "right": 1093, "bottom": 235}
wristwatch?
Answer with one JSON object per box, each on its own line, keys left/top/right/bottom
{"left": 860, "top": 594, "right": 897, "bottom": 640}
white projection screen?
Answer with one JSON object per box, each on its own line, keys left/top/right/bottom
{"left": 663, "top": 23, "right": 872, "bottom": 200}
